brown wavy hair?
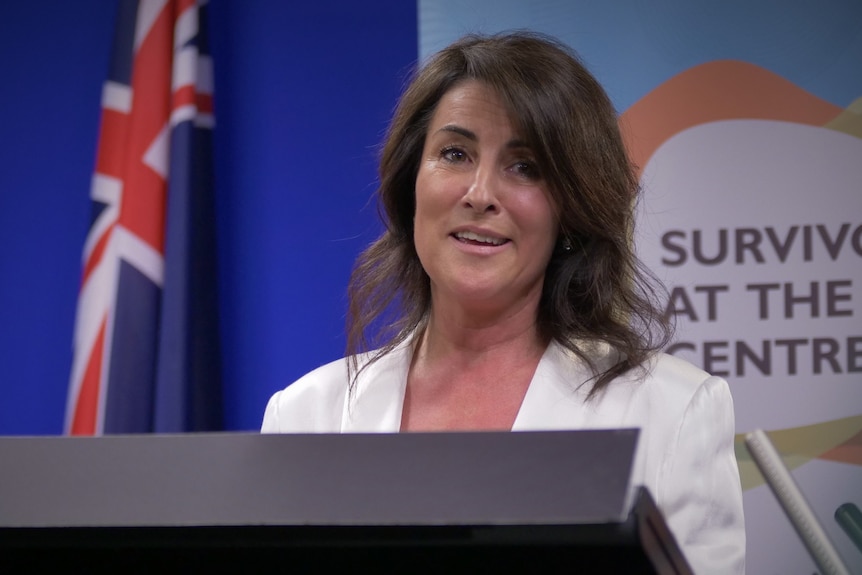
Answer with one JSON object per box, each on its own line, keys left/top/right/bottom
{"left": 346, "top": 31, "right": 672, "bottom": 397}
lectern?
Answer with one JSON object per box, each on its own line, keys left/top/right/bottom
{"left": 0, "top": 430, "right": 692, "bottom": 573}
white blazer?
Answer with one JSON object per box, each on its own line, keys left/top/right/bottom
{"left": 262, "top": 339, "right": 746, "bottom": 574}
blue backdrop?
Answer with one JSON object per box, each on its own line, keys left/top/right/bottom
{"left": 0, "top": 0, "right": 418, "bottom": 434}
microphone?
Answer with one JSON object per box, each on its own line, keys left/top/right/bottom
{"left": 835, "top": 502, "right": 862, "bottom": 555}
{"left": 745, "top": 429, "right": 852, "bottom": 575}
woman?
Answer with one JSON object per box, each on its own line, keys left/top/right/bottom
{"left": 262, "top": 31, "right": 745, "bottom": 573}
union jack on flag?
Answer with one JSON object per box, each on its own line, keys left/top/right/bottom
{"left": 66, "top": 0, "right": 222, "bottom": 434}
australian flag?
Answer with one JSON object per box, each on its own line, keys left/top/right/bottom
{"left": 65, "top": 0, "right": 222, "bottom": 434}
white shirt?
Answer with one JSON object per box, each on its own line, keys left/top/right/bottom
{"left": 262, "top": 339, "right": 746, "bottom": 574}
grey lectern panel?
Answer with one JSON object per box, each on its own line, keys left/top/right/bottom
{"left": 0, "top": 430, "right": 693, "bottom": 574}
{"left": 0, "top": 430, "right": 635, "bottom": 528}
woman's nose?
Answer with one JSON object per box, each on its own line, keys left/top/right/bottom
{"left": 462, "top": 165, "right": 499, "bottom": 213}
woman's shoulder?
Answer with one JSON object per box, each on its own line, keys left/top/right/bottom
{"left": 553, "top": 340, "right": 720, "bottom": 398}
{"left": 555, "top": 341, "right": 733, "bottom": 419}
{"left": 261, "top": 356, "right": 350, "bottom": 433}
{"left": 636, "top": 351, "right": 733, "bottom": 413}
{"left": 260, "top": 341, "right": 414, "bottom": 433}
{"left": 647, "top": 352, "right": 713, "bottom": 389}
{"left": 619, "top": 352, "right": 736, "bottom": 448}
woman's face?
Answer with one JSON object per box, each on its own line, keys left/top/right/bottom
{"left": 413, "top": 80, "right": 558, "bottom": 315}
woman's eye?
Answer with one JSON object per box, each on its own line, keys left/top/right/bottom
{"left": 440, "top": 147, "right": 466, "bottom": 162}
{"left": 512, "top": 161, "right": 540, "bottom": 180}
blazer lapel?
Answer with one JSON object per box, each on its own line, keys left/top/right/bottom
{"left": 513, "top": 341, "right": 596, "bottom": 431}
{"left": 340, "top": 343, "right": 412, "bottom": 432}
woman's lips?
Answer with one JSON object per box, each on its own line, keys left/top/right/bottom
{"left": 452, "top": 230, "right": 509, "bottom": 246}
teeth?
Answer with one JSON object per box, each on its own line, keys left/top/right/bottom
{"left": 455, "top": 231, "right": 505, "bottom": 245}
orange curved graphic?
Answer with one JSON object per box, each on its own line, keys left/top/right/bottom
{"left": 820, "top": 426, "right": 862, "bottom": 465}
{"left": 620, "top": 60, "right": 845, "bottom": 178}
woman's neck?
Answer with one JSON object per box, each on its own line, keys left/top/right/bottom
{"left": 420, "top": 285, "right": 546, "bottom": 357}
{"left": 400, "top": 295, "right": 548, "bottom": 432}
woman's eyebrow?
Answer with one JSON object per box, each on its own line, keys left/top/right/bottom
{"left": 437, "top": 124, "right": 530, "bottom": 150}
{"left": 437, "top": 124, "right": 476, "bottom": 140}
